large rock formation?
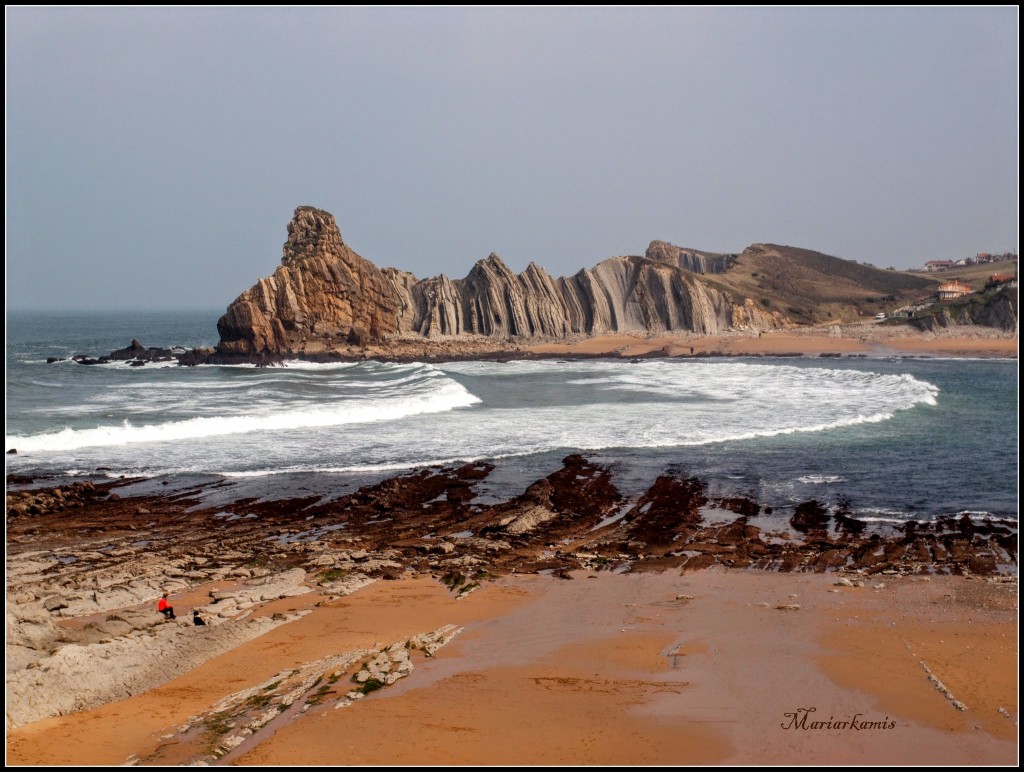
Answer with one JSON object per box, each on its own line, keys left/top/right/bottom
{"left": 214, "top": 207, "right": 782, "bottom": 357}
{"left": 217, "top": 207, "right": 401, "bottom": 356}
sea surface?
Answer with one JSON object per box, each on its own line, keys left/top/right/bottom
{"left": 5, "top": 310, "right": 1019, "bottom": 524}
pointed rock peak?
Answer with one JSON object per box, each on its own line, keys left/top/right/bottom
{"left": 471, "top": 252, "right": 512, "bottom": 274}
{"left": 282, "top": 206, "right": 345, "bottom": 266}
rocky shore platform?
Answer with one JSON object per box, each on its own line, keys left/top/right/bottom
{"left": 6, "top": 459, "right": 1018, "bottom": 765}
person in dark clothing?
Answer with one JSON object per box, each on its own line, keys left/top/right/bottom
{"left": 158, "top": 593, "right": 175, "bottom": 620}
{"left": 192, "top": 609, "right": 207, "bottom": 626}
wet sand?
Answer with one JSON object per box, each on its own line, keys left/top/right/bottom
{"left": 7, "top": 570, "right": 1017, "bottom": 766}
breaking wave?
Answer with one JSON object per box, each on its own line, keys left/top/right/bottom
{"left": 7, "top": 365, "right": 480, "bottom": 452}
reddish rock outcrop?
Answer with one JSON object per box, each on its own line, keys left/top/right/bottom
{"left": 216, "top": 207, "right": 400, "bottom": 356}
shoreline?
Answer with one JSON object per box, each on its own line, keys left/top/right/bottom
{"left": 227, "top": 329, "right": 1021, "bottom": 365}
{"left": 276, "top": 324, "right": 1020, "bottom": 363}
{"left": 58, "top": 324, "right": 1017, "bottom": 368}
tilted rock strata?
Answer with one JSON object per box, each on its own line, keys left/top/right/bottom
{"left": 215, "top": 206, "right": 782, "bottom": 356}
{"left": 5, "top": 611, "right": 298, "bottom": 729}
{"left": 5, "top": 583, "right": 310, "bottom": 730}
{"left": 389, "top": 253, "right": 746, "bottom": 339}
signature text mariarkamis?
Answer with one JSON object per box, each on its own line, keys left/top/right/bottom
{"left": 782, "top": 707, "right": 896, "bottom": 730}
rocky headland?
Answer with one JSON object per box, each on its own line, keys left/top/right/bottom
{"left": 213, "top": 207, "right": 785, "bottom": 360}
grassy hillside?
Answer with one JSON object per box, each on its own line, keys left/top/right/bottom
{"left": 922, "top": 260, "right": 1018, "bottom": 291}
{"left": 700, "top": 243, "right": 936, "bottom": 324}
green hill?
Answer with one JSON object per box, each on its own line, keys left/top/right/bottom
{"left": 701, "top": 243, "right": 937, "bottom": 323}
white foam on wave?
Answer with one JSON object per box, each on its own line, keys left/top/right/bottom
{"left": 111, "top": 380, "right": 278, "bottom": 391}
{"left": 440, "top": 360, "right": 586, "bottom": 376}
{"left": 528, "top": 409, "right": 897, "bottom": 450}
{"left": 852, "top": 508, "right": 915, "bottom": 523}
{"left": 358, "top": 362, "right": 942, "bottom": 465}
{"left": 219, "top": 457, "right": 489, "bottom": 478}
{"left": 855, "top": 516, "right": 932, "bottom": 524}
{"left": 798, "top": 475, "right": 847, "bottom": 484}
{"left": 7, "top": 377, "right": 480, "bottom": 453}
{"left": 192, "top": 360, "right": 365, "bottom": 371}
{"left": 92, "top": 359, "right": 182, "bottom": 370}
{"left": 570, "top": 362, "right": 938, "bottom": 406}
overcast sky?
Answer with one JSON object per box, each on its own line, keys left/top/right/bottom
{"left": 6, "top": 7, "right": 1018, "bottom": 311}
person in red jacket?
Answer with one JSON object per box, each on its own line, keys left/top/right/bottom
{"left": 158, "top": 593, "right": 175, "bottom": 620}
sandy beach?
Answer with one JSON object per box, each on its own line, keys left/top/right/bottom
{"left": 6, "top": 568, "right": 1017, "bottom": 766}
{"left": 523, "top": 325, "right": 1018, "bottom": 360}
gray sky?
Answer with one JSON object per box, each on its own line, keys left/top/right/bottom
{"left": 6, "top": 7, "right": 1018, "bottom": 311}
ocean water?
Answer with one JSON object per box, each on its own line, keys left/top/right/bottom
{"left": 5, "top": 310, "right": 1019, "bottom": 523}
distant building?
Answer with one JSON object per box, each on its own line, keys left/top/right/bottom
{"left": 986, "top": 273, "right": 1017, "bottom": 291}
{"left": 892, "top": 304, "right": 927, "bottom": 319}
{"left": 937, "top": 280, "right": 971, "bottom": 301}
{"left": 976, "top": 252, "right": 992, "bottom": 261}
{"left": 924, "top": 260, "right": 954, "bottom": 271}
